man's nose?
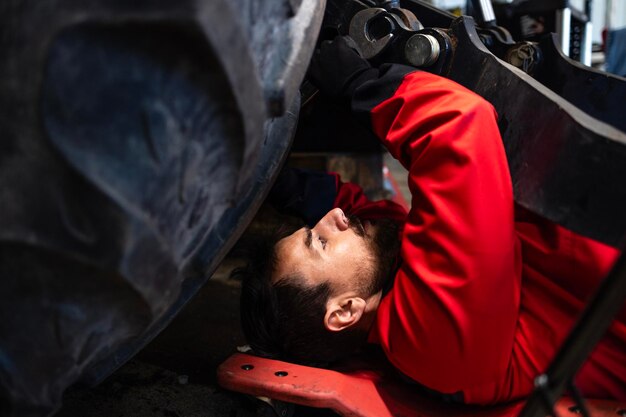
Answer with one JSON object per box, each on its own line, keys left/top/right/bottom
{"left": 316, "top": 208, "right": 350, "bottom": 233}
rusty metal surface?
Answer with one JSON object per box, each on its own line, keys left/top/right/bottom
{"left": 0, "top": 0, "right": 324, "bottom": 415}
{"left": 440, "top": 18, "right": 626, "bottom": 248}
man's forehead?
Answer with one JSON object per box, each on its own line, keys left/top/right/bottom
{"left": 276, "top": 227, "right": 303, "bottom": 251}
{"left": 286, "top": 226, "right": 312, "bottom": 244}
{"left": 272, "top": 227, "right": 308, "bottom": 284}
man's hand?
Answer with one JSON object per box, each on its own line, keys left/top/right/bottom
{"left": 307, "top": 36, "right": 377, "bottom": 102}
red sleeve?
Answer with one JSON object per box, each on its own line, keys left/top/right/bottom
{"left": 332, "top": 174, "right": 407, "bottom": 224}
{"left": 369, "top": 71, "right": 522, "bottom": 403}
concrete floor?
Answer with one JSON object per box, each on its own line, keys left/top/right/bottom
{"left": 54, "top": 154, "right": 409, "bottom": 417}
{"left": 56, "top": 258, "right": 258, "bottom": 417}
{"left": 56, "top": 358, "right": 255, "bottom": 417}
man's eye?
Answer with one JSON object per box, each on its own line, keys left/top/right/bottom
{"left": 319, "top": 236, "right": 326, "bottom": 249}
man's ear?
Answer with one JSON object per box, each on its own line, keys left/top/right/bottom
{"left": 324, "top": 295, "right": 367, "bottom": 332}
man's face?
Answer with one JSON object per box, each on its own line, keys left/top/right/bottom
{"left": 272, "top": 208, "right": 386, "bottom": 296}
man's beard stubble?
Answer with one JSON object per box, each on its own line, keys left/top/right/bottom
{"left": 348, "top": 216, "right": 401, "bottom": 296}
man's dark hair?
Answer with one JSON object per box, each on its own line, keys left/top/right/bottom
{"left": 233, "top": 226, "right": 369, "bottom": 365}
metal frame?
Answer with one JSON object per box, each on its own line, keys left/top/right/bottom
{"left": 556, "top": 7, "right": 572, "bottom": 56}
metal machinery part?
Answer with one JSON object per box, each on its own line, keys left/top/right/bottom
{"left": 504, "top": 41, "right": 542, "bottom": 74}
{"left": 532, "top": 34, "right": 626, "bottom": 133}
{"left": 348, "top": 7, "right": 423, "bottom": 60}
{"left": 0, "top": 0, "right": 324, "bottom": 415}
{"left": 471, "top": 0, "right": 497, "bottom": 27}
{"left": 491, "top": 0, "right": 593, "bottom": 65}
{"left": 405, "top": 33, "right": 440, "bottom": 67}
{"left": 391, "top": 1, "right": 626, "bottom": 134}
{"left": 475, "top": 29, "right": 626, "bottom": 133}
{"left": 327, "top": 0, "right": 626, "bottom": 248}
{"left": 349, "top": 8, "right": 396, "bottom": 59}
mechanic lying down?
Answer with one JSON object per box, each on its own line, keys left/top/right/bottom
{"left": 234, "top": 36, "right": 626, "bottom": 403}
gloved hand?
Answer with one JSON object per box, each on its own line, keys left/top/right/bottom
{"left": 308, "top": 35, "right": 378, "bottom": 102}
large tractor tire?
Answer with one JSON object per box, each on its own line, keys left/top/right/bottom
{"left": 0, "top": 1, "right": 324, "bottom": 415}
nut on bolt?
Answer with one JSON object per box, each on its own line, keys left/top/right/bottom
{"left": 505, "top": 42, "right": 540, "bottom": 74}
{"left": 405, "top": 34, "right": 440, "bottom": 67}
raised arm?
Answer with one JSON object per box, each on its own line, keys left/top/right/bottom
{"left": 310, "top": 37, "right": 521, "bottom": 403}
{"left": 362, "top": 68, "right": 521, "bottom": 403}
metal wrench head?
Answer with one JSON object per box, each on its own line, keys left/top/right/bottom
{"left": 348, "top": 8, "right": 394, "bottom": 59}
{"left": 349, "top": 7, "right": 423, "bottom": 60}
{"left": 388, "top": 8, "right": 423, "bottom": 32}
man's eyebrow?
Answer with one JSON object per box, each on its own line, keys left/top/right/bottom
{"left": 304, "top": 227, "right": 312, "bottom": 248}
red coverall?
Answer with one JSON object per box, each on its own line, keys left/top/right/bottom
{"left": 327, "top": 69, "right": 626, "bottom": 404}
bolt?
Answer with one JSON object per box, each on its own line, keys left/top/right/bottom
{"left": 506, "top": 42, "right": 538, "bottom": 73}
{"left": 405, "top": 34, "right": 440, "bottom": 67}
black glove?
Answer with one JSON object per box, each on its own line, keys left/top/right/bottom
{"left": 308, "top": 36, "right": 378, "bottom": 102}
